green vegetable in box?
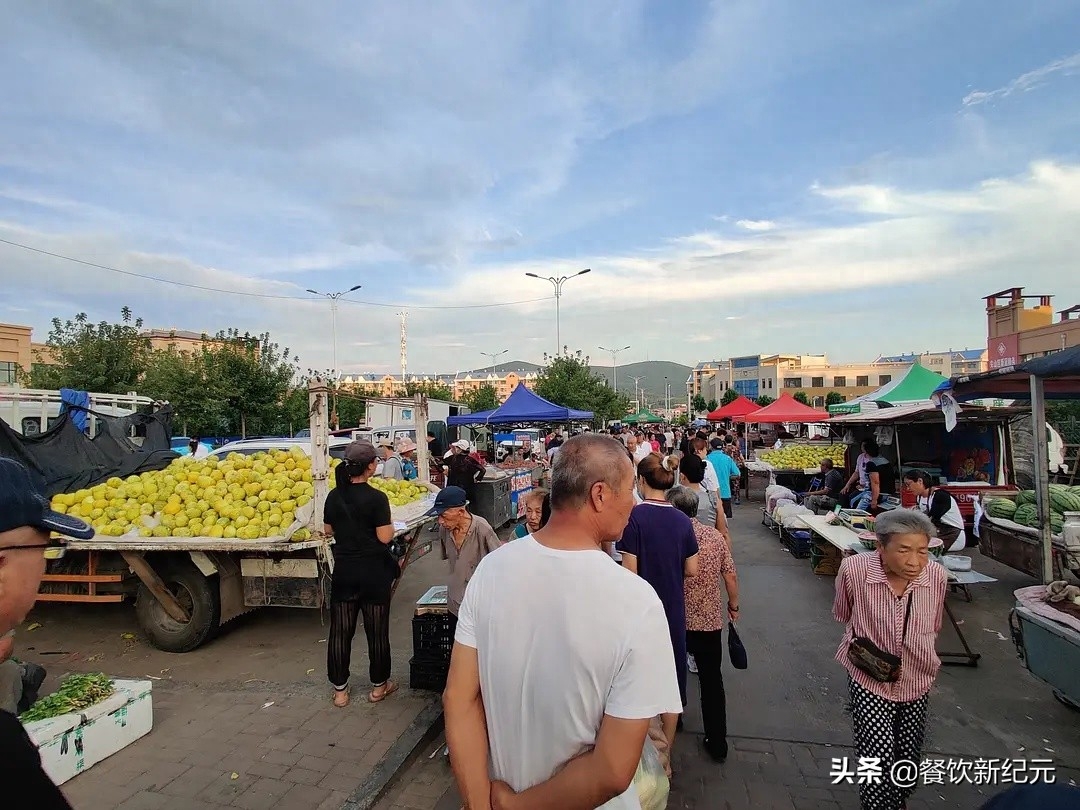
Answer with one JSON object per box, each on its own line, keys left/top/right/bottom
{"left": 20, "top": 672, "right": 114, "bottom": 722}
{"left": 985, "top": 498, "right": 1017, "bottom": 519}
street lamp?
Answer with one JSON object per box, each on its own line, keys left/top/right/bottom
{"left": 631, "top": 375, "right": 646, "bottom": 411}
{"left": 306, "top": 285, "right": 362, "bottom": 376}
{"left": 665, "top": 376, "right": 671, "bottom": 418}
{"left": 525, "top": 268, "right": 591, "bottom": 355}
{"left": 598, "top": 345, "right": 630, "bottom": 393}
{"left": 479, "top": 349, "right": 509, "bottom": 379}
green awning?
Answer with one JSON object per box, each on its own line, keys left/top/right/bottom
{"left": 826, "top": 364, "right": 950, "bottom": 415}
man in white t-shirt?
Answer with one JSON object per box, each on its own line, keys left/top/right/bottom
{"left": 443, "top": 434, "right": 682, "bottom": 810}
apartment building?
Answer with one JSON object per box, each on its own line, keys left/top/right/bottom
{"left": 338, "top": 368, "right": 536, "bottom": 403}
{"left": 874, "top": 349, "right": 987, "bottom": 378}
{"left": 985, "top": 287, "right": 1080, "bottom": 369}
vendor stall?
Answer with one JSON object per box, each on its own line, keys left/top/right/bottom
{"left": 828, "top": 402, "right": 1023, "bottom": 532}
{"left": 934, "top": 345, "right": 1080, "bottom": 706}
{"left": 736, "top": 394, "right": 835, "bottom": 494}
{"left": 624, "top": 407, "right": 663, "bottom": 425}
{"left": 705, "top": 395, "right": 758, "bottom": 422}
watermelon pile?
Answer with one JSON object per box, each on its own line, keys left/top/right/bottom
{"left": 986, "top": 485, "right": 1080, "bottom": 535}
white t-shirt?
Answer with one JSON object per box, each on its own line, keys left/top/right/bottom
{"left": 632, "top": 445, "right": 651, "bottom": 465}
{"left": 701, "top": 461, "right": 720, "bottom": 494}
{"left": 455, "top": 536, "right": 682, "bottom": 809}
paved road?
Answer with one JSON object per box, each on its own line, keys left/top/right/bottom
{"left": 377, "top": 504, "right": 1080, "bottom": 810}
{"left": 20, "top": 539, "right": 451, "bottom": 810}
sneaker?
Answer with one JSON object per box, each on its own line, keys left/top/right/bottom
{"left": 687, "top": 654, "right": 698, "bottom": 675}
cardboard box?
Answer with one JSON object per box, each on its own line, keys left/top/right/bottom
{"left": 25, "top": 679, "right": 153, "bottom": 785}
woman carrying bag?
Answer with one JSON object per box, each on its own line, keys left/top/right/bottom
{"left": 833, "top": 509, "right": 947, "bottom": 810}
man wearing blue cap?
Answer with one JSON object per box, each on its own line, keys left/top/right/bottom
{"left": 430, "top": 486, "right": 502, "bottom": 620}
{"left": 0, "top": 456, "right": 94, "bottom": 809}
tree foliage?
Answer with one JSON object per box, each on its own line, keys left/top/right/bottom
{"left": 705, "top": 399, "right": 718, "bottom": 413}
{"left": 462, "top": 384, "right": 499, "bottom": 413}
{"left": 825, "top": 391, "right": 846, "bottom": 406}
{"left": 27, "top": 308, "right": 151, "bottom": 393}
{"left": 691, "top": 394, "right": 707, "bottom": 413}
{"left": 721, "top": 388, "right": 739, "bottom": 406}
{"left": 756, "top": 395, "right": 775, "bottom": 406}
{"left": 533, "top": 351, "right": 631, "bottom": 426}
{"left": 793, "top": 390, "right": 810, "bottom": 405}
{"left": 403, "top": 380, "right": 454, "bottom": 401}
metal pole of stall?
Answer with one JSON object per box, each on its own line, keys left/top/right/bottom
{"left": 1030, "top": 374, "right": 1054, "bottom": 584}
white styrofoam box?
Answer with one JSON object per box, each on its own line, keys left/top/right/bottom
{"left": 25, "top": 679, "right": 153, "bottom": 785}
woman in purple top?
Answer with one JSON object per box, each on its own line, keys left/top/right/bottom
{"left": 617, "top": 453, "right": 700, "bottom": 715}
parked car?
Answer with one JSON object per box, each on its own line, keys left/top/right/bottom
{"left": 209, "top": 437, "right": 352, "bottom": 460}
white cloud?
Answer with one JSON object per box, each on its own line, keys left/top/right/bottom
{"left": 962, "top": 52, "right": 1080, "bottom": 108}
{"left": 735, "top": 219, "right": 776, "bottom": 231}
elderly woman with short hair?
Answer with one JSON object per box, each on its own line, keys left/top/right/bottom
{"left": 833, "top": 509, "right": 947, "bottom": 810}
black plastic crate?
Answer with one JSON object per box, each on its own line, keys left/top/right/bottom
{"left": 413, "top": 612, "right": 455, "bottom": 661}
{"left": 410, "top": 655, "right": 449, "bottom": 691}
{"left": 782, "top": 528, "right": 813, "bottom": 559}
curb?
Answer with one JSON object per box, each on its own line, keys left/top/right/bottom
{"left": 341, "top": 697, "right": 445, "bottom": 810}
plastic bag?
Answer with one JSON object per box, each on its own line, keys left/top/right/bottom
{"left": 633, "top": 737, "right": 670, "bottom": 810}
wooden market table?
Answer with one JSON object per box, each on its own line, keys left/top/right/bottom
{"left": 801, "top": 514, "right": 995, "bottom": 667}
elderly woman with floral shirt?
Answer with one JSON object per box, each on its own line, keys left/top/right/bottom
{"left": 667, "top": 486, "right": 740, "bottom": 763}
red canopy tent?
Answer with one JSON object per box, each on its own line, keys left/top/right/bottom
{"left": 736, "top": 392, "right": 830, "bottom": 423}
{"left": 706, "top": 395, "right": 759, "bottom": 421}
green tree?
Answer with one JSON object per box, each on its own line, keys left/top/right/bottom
{"left": 27, "top": 307, "right": 151, "bottom": 393}
{"left": 705, "top": 399, "right": 718, "bottom": 413}
{"left": 691, "top": 394, "right": 707, "bottom": 413}
{"left": 756, "top": 395, "right": 775, "bottom": 406}
{"left": 403, "top": 380, "right": 455, "bottom": 401}
{"left": 533, "top": 351, "right": 631, "bottom": 426}
{"left": 721, "top": 388, "right": 739, "bottom": 406}
{"left": 141, "top": 348, "right": 227, "bottom": 437}
{"left": 825, "top": 391, "right": 845, "bottom": 407}
{"left": 793, "top": 391, "right": 810, "bottom": 405}
{"left": 205, "top": 330, "right": 298, "bottom": 437}
{"left": 463, "top": 384, "right": 499, "bottom": 413}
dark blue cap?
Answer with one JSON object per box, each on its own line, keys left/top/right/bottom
{"left": 0, "top": 457, "right": 95, "bottom": 540}
{"left": 426, "top": 486, "right": 468, "bottom": 516}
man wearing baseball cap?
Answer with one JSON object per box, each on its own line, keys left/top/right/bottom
{"left": 0, "top": 456, "right": 94, "bottom": 808}
{"left": 428, "top": 487, "right": 502, "bottom": 618}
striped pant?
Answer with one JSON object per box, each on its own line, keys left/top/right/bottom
{"left": 849, "top": 678, "right": 929, "bottom": 810}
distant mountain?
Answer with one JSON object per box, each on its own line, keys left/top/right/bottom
{"left": 459, "top": 360, "right": 542, "bottom": 376}
{"left": 589, "top": 361, "right": 692, "bottom": 408}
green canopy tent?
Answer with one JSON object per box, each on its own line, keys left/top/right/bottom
{"left": 624, "top": 407, "right": 663, "bottom": 425}
{"left": 827, "top": 363, "right": 949, "bottom": 415}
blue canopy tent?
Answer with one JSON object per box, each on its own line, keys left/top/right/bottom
{"left": 446, "top": 384, "right": 593, "bottom": 425}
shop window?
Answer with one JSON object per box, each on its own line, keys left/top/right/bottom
{"left": 811, "top": 376, "right": 824, "bottom": 388}
{"left": 833, "top": 376, "right": 847, "bottom": 387}
{"left": 0, "top": 362, "right": 16, "bottom": 384}
{"left": 878, "top": 375, "right": 892, "bottom": 385}
{"left": 856, "top": 375, "right": 869, "bottom": 387}
{"left": 784, "top": 378, "right": 802, "bottom": 388}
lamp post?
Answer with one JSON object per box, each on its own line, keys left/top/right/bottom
{"left": 665, "top": 376, "right": 671, "bottom": 419}
{"left": 306, "top": 285, "right": 362, "bottom": 376}
{"left": 631, "top": 375, "right": 646, "bottom": 411}
{"left": 525, "top": 268, "right": 591, "bottom": 355}
{"left": 598, "top": 345, "right": 630, "bottom": 393}
{"left": 480, "top": 349, "right": 509, "bottom": 380}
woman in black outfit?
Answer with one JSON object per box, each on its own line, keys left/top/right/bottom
{"left": 323, "top": 441, "right": 399, "bottom": 707}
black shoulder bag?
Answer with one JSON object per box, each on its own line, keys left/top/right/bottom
{"left": 846, "top": 593, "right": 913, "bottom": 683}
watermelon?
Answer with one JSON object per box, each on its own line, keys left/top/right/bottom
{"left": 1016, "top": 490, "right": 1036, "bottom": 506}
{"left": 1051, "top": 512, "right": 1065, "bottom": 534}
{"left": 1013, "top": 504, "right": 1037, "bottom": 527}
{"left": 1050, "top": 489, "right": 1080, "bottom": 514}
{"left": 985, "top": 498, "right": 1017, "bottom": 519}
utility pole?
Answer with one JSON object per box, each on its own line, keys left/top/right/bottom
{"left": 305, "top": 284, "right": 362, "bottom": 376}
{"left": 398, "top": 311, "right": 408, "bottom": 393}
{"left": 664, "top": 376, "right": 671, "bottom": 418}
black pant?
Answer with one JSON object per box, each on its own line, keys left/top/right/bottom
{"left": 327, "top": 600, "right": 392, "bottom": 690}
{"left": 721, "top": 497, "right": 733, "bottom": 518}
{"left": 687, "top": 629, "right": 728, "bottom": 759}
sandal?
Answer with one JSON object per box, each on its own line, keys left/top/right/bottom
{"left": 368, "top": 680, "right": 399, "bottom": 703}
{"left": 332, "top": 688, "right": 350, "bottom": 708}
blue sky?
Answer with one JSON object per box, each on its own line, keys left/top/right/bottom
{"left": 1, "top": 1, "right": 1078, "bottom": 376}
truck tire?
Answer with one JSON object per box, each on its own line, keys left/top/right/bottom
{"left": 134, "top": 559, "right": 221, "bottom": 653}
